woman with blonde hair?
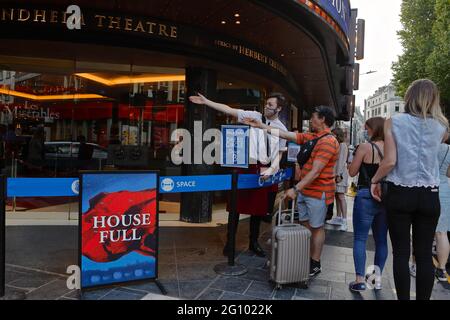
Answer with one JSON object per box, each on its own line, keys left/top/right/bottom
{"left": 371, "top": 79, "right": 449, "bottom": 300}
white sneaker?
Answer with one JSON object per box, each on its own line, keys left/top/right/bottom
{"left": 409, "top": 262, "right": 417, "bottom": 277}
{"left": 338, "top": 220, "right": 348, "bottom": 232}
{"left": 326, "top": 217, "right": 343, "bottom": 226}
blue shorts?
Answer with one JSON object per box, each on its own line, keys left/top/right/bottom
{"left": 297, "top": 192, "right": 328, "bottom": 228}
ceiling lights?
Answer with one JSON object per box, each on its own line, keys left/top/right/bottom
{"left": 75, "top": 73, "right": 186, "bottom": 86}
{"left": 0, "top": 88, "right": 107, "bottom": 101}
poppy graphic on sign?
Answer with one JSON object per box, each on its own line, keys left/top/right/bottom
{"left": 80, "top": 172, "right": 159, "bottom": 289}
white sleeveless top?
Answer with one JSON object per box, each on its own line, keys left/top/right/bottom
{"left": 387, "top": 113, "right": 447, "bottom": 188}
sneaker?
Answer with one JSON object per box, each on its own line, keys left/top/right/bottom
{"left": 338, "top": 220, "right": 348, "bottom": 232}
{"left": 326, "top": 217, "right": 343, "bottom": 226}
{"left": 435, "top": 268, "right": 449, "bottom": 282}
{"left": 349, "top": 281, "right": 366, "bottom": 292}
{"left": 365, "top": 273, "right": 382, "bottom": 290}
{"left": 309, "top": 259, "right": 322, "bottom": 277}
{"left": 409, "top": 262, "right": 417, "bottom": 278}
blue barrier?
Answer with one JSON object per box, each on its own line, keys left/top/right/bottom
{"left": 7, "top": 178, "right": 79, "bottom": 197}
{"left": 6, "top": 168, "right": 293, "bottom": 197}
{"left": 159, "top": 175, "right": 232, "bottom": 193}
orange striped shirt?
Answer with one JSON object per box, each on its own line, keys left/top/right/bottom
{"left": 296, "top": 128, "right": 340, "bottom": 205}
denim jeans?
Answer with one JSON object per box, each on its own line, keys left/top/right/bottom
{"left": 352, "top": 188, "right": 388, "bottom": 277}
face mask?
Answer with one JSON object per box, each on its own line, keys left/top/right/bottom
{"left": 264, "top": 106, "right": 278, "bottom": 117}
{"left": 363, "top": 130, "right": 370, "bottom": 141}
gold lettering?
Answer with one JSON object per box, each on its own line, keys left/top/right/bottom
{"left": 134, "top": 21, "right": 145, "bottom": 33}
{"left": 108, "top": 16, "right": 121, "bottom": 29}
{"left": 33, "top": 9, "right": 46, "bottom": 23}
{"left": 146, "top": 22, "right": 156, "bottom": 34}
{"left": 2, "top": 8, "right": 15, "bottom": 21}
{"left": 49, "top": 10, "right": 58, "bottom": 23}
{"left": 80, "top": 14, "right": 86, "bottom": 26}
{"left": 61, "top": 11, "right": 68, "bottom": 24}
{"left": 170, "top": 26, "right": 177, "bottom": 38}
{"left": 124, "top": 18, "right": 132, "bottom": 31}
{"left": 95, "top": 15, "right": 106, "bottom": 28}
{"left": 159, "top": 24, "right": 169, "bottom": 37}
{"left": 18, "top": 9, "right": 30, "bottom": 22}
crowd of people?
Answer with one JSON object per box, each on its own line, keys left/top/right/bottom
{"left": 190, "top": 78, "right": 450, "bottom": 300}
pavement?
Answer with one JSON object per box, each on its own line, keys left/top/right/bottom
{"left": 1, "top": 195, "right": 450, "bottom": 300}
{"left": 2, "top": 225, "right": 450, "bottom": 300}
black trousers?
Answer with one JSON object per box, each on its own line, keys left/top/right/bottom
{"left": 385, "top": 183, "right": 440, "bottom": 300}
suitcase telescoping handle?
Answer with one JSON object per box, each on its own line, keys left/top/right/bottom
{"left": 277, "top": 199, "right": 295, "bottom": 225}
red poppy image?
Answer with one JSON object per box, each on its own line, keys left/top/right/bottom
{"left": 82, "top": 189, "right": 157, "bottom": 263}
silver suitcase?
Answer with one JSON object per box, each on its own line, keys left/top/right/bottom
{"left": 270, "top": 202, "right": 311, "bottom": 289}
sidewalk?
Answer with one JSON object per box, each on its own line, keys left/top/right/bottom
{"left": 2, "top": 196, "right": 450, "bottom": 300}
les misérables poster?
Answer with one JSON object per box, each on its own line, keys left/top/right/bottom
{"left": 80, "top": 172, "right": 158, "bottom": 288}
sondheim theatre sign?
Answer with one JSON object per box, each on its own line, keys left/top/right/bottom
{"left": 0, "top": 6, "right": 290, "bottom": 79}
{"left": 0, "top": 7, "right": 178, "bottom": 39}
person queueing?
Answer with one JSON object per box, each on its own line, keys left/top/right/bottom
{"left": 435, "top": 140, "right": 450, "bottom": 282}
{"left": 188, "top": 93, "right": 287, "bottom": 257}
{"left": 244, "top": 106, "right": 339, "bottom": 277}
{"left": 326, "top": 127, "right": 349, "bottom": 231}
{"left": 347, "top": 117, "right": 388, "bottom": 292}
{"left": 371, "top": 79, "right": 449, "bottom": 300}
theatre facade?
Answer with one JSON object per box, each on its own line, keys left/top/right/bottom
{"left": 0, "top": 0, "right": 358, "bottom": 222}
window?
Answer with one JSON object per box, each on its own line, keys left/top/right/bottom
{"left": 384, "top": 94, "right": 388, "bottom": 100}
{"left": 0, "top": 72, "right": 3, "bottom": 81}
{"left": 5, "top": 71, "right": 10, "bottom": 79}
{"left": 384, "top": 105, "right": 387, "bottom": 113}
{"left": 395, "top": 103, "right": 400, "bottom": 112}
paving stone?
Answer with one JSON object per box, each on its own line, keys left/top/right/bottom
{"left": 177, "top": 263, "right": 218, "bottom": 281}
{"left": 240, "top": 267, "right": 270, "bottom": 282}
{"left": 25, "top": 279, "right": 73, "bottom": 300}
{"left": 196, "top": 288, "right": 224, "bottom": 300}
{"left": 315, "top": 269, "right": 346, "bottom": 283}
{"left": 99, "top": 288, "right": 147, "bottom": 300}
{"left": 244, "top": 281, "right": 275, "bottom": 299}
{"left": 236, "top": 254, "right": 267, "bottom": 269}
{"left": 295, "top": 285, "right": 330, "bottom": 300}
{"left": 0, "top": 286, "right": 28, "bottom": 300}
{"left": 124, "top": 281, "right": 169, "bottom": 295}
{"left": 219, "top": 292, "right": 262, "bottom": 300}
{"left": 158, "top": 249, "right": 176, "bottom": 264}
{"left": 80, "top": 288, "right": 114, "bottom": 300}
{"left": 210, "top": 276, "right": 252, "bottom": 294}
{"left": 158, "top": 280, "right": 181, "bottom": 298}
{"left": 175, "top": 247, "right": 228, "bottom": 263}
{"left": 8, "top": 275, "right": 60, "bottom": 291}
{"left": 157, "top": 263, "right": 178, "bottom": 281}
{"left": 272, "top": 286, "right": 296, "bottom": 300}
{"left": 178, "top": 280, "right": 212, "bottom": 299}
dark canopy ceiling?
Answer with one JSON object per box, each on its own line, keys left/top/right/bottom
{"left": 1, "top": 0, "right": 351, "bottom": 116}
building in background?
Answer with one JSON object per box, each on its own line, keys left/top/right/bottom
{"left": 364, "top": 83, "right": 405, "bottom": 121}
{"left": 351, "top": 106, "right": 365, "bottom": 145}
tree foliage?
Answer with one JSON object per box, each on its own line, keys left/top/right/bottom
{"left": 392, "top": 0, "right": 450, "bottom": 114}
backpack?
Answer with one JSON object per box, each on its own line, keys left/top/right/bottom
{"left": 297, "top": 134, "right": 333, "bottom": 168}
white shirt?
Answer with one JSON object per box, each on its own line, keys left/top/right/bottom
{"left": 237, "top": 110, "right": 287, "bottom": 175}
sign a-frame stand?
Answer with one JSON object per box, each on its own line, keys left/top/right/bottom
{"left": 214, "top": 125, "right": 249, "bottom": 276}
{"left": 78, "top": 170, "right": 166, "bottom": 297}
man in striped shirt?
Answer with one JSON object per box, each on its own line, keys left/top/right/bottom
{"left": 244, "top": 106, "right": 339, "bottom": 277}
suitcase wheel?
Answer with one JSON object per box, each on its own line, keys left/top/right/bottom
{"left": 298, "top": 281, "right": 308, "bottom": 289}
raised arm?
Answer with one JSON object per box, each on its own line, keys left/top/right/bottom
{"left": 189, "top": 93, "right": 239, "bottom": 118}
{"left": 242, "top": 118, "right": 297, "bottom": 142}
